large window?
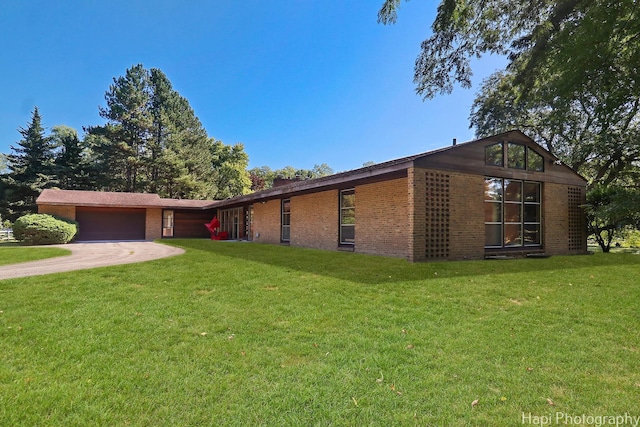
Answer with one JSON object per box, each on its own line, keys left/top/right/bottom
{"left": 340, "top": 189, "right": 355, "bottom": 245}
{"left": 485, "top": 142, "right": 545, "bottom": 172}
{"left": 484, "top": 178, "right": 541, "bottom": 248}
{"left": 281, "top": 199, "right": 291, "bottom": 242}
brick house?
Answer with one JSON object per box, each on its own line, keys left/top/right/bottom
{"left": 37, "top": 130, "right": 588, "bottom": 261}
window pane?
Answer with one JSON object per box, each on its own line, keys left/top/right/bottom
{"left": 527, "top": 148, "right": 544, "bottom": 171}
{"left": 524, "top": 204, "right": 540, "bottom": 222}
{"left": 504, "top": 224, "right": 522, "bottom": 246}
{"left": 524, "top": 224, "right": 540, "bottom": 245}
{"left": 341, "top": 225, "right": 354, "bottom": 243}
{"left": 282, "top": 200, "right": 290, "bottom": 212}
{"left": 484, "top": 202, "right": 502, "bottom": 222}
{"left": 505, "top": 203, "right": 521, "bottom": 222}
{"left": 508, "top": 143, "right": 526, "bottom": 169}
{"left": 341, "top": 190, "right": 355, "bottom": 207}
{"left": 341, "top": 208, "right": 355, "bottom": 225}
{"left": 504, "top": 180, "right": 522, "bottom": 201}
{"left": 282, "top": 226, "right": 290, "bottom": 241}
{"left": 523, "top": 182, "right": 540, "bottom": 202}
{"left": 484, "top": 178, "right": 503, "bottom": 201}
{"left": 485, "top": 143, "right": 503, "bottom": 166}
{"left": 485, "top": 224, "right": 502, "bottom": 247}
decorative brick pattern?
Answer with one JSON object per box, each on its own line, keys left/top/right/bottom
{"left": 568, "top": 186, "right": 587, "bottom": 253}
{"left": 425, "top": 172, "right": 450, "bottom": 259}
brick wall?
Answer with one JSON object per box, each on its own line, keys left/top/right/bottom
{"left": 291, "top": 190, "right": 339, "bottom": 251}
{"left": 252, "top": 200, "right": 282, "bottom": 244}
{"left": 408, "top": 168, "right": 426, "bottom": 262}
{"left": 356, "top": 177, "right": 409, "bottom": 258}
{"left": 448, "top": 172, "right": 485, "bottom": 260}
{"left": 543, "top": 183, "right": 569, "bottom": 255}
{"left": 38, "top": 205, "right": 76, "bottom": 221}
{"left": 145, "top": 208, "right": 162, "bottom": 240}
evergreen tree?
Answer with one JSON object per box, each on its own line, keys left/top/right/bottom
{"left": 52, "top": 125, "right": 93, "bottom": 190}
{"left": 0, "top": 107, "right": 56, "bottom": 221}
{"left": 87, "top": 64, "right": 249, "bottom": 199}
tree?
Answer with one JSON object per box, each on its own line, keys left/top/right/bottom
{"left": 210, "top": 141, "right": 251, "bottom": 199}
{"left": 248, "top": 164, "right": 334, "bottom": 192}
{"left": 584, "top": 185, "right": 640, "bottom": 252}
{"left": 0, "top": 108, "right": 56, "bottom": 222}
{"left": 52, "top": 125, "right": 93, "bottom": 190}
{"left": 470, "top": 70, "right": 640, "bottom": 185}
{"left": 378, "top": 0, "right": 639, "bottom": 102}
{"left": 87, "top": 64, "right": 250, "bottom": 199}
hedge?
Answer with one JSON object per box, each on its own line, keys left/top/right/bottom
{"left": 13, "top": 214, "right": 78, "bottom": 245}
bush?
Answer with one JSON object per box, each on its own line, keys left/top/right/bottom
{"left": 13, "top": 214, "right": 78, "bottom": 245}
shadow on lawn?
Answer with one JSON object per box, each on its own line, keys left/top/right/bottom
{"left": 166, "top": 239, "right": 640, "bottom": 285}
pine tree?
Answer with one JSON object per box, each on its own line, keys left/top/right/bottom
{"left": 0, "top": 107, "right": 56, "bottom": 221}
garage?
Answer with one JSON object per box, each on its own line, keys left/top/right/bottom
{"left": 76, "top": 207, "right": 146, "bottom": 241}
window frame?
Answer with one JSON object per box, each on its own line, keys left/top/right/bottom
{"left": 485, "top": 141, "right": 545, "bottom": 172}
{"left": 339, "top": 188, "right": 355, "bottom": 245}
{"left": 162, "top": 209, "right": 174, "bottom": 238}
{"left": 484, "top": 178, "right": 542, "bottom": 249}
{"left": 281, "top": 199, "right": 291, "bottom": 243}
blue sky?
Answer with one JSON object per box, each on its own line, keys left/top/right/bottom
{"left": 0, "top": 1, "right": 505, "bottom": 172}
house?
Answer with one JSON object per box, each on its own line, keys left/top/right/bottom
{"left": 37, "top": 130, "right": 588, "bottom": 261}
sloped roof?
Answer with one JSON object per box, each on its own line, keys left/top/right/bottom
{"left": 207, "top": 129, "right": 584, "bottom": 209}
{"left": 37, "top": 189, "right": 214, "bottom": 209}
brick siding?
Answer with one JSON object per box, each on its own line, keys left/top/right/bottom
{"left": 291, "top": 190, "right": 339, "bottom": 251}
{"left": 145, "top": 208, "right": 162, "bottom": 240}
{"left": 38, "top": 205, "right": 76, "bottom": 221}
{"left": 356, "top": 177, "right": 409, "bottom": 258}
{"left": 448, "top": 172, "right": 485, "bottom": 260}
{"left": 252, "top": 200, "right": 282, "bottom": 244}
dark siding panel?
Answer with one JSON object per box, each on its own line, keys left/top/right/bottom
{"left": 76, "top": 207, "right": 146, "bottom": 241}
{"left": 174, "top": 210, "right": 217, "bottom": 238}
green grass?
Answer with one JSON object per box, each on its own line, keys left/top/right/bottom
{"left": 1, "top": 240, "right": 639, "bottom": 426}
{"left": 0, "top": 245, "right": 71, "bottom": 266}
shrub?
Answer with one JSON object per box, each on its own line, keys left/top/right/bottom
{"left": 13, "top": 214, "right": 78, "bottom": 245}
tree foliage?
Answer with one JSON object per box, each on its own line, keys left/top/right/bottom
{"left": 0, "top": 108, "right": 57, "bottom": 222}
{"left": 86, "top": 64, "right": 250, "bottom": 199}
{"left": 584, "top": 185, "right": 640, "bottom": 252}
{"left": 248, "top": 164, "right": 334, "bottom": 192}
{"left": 378, "top": 0, "right": 639, "bottom": 102}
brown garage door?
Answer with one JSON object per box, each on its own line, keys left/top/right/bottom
{"left": 76, "top": 207, "right": 146, "bottom": 241}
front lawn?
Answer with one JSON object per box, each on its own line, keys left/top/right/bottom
{"left": 1, "top": 240, "right": 639, "bottom": 426}
{"left": 0, "top": 245, "right": 70, "bottom": 266}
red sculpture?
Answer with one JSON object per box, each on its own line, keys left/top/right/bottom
{"left": 204, "top": 217, "right": 228, "bottom": 240}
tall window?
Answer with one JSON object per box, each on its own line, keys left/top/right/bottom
{"left": 281, "top": 199, "right": 291, "bottom": 242}
{"left": 484, "top": 178, "right": 541, "bottom": 248}
{"left": 340, "top": 189, "right": 355, "bottom": 245}
{"left": 162, "top": 210, "right": 174, "bottom": 237}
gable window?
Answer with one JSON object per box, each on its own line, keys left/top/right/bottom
{"left": 507, "top": 143, "right": 526, "bottom": 169}
{"left": 162, "top": 210, "right": 174, "bottom": 237}
{"left": 484, "top": 178, "right": 541, "bottom": 248}
{"left": 340, "top": 189, "right": 355, "bottom": 245}
{"left": 281, "top": 199, "right": 291, "bottom": 242}
{"left": 527, "top": 149, "right": 544, "bottom": 171}
{"left": 485, "top": 142, "right": 503, "bottom": 166}
{"left": 485, "top": 141, "right": 546, "bottom": 172}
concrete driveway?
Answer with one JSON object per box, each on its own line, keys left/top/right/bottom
{"left": 0, "top": 241, "right": 185, "bottom": 280}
